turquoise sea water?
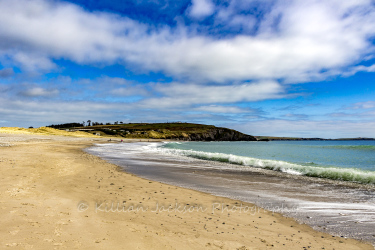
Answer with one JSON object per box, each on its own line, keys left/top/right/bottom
{"left": 160, "top": 140, "right": 375, "bottom": 184}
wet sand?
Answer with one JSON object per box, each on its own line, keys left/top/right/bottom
{"left": 0, "top": 134, "right": 373, "bottom": 249}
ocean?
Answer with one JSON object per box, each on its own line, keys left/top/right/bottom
{"left": 86, "top": 140, "right": 375, "bottom": 245}
{"left": 160, "top": 140, "right": 375, "bottom": 184}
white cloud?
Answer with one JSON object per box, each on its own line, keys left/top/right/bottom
{"left": 187, "top": 0, "right": 215, "bottom": 19}
{"left": 142, "top": 0, "right": 375, "bottom": 82}
{"left": 19, "top": 87, "right": 59, "bottom": 97}
{"left": 74, "top": 76, "right": 149, "bottom": 97}
{"left": 226, "top": 15, "right": 257, "bottom": 31}
{"left": 284, "top": 113, "right": 309, "bottom": 119}
{"left": 109, "top": 87, "right": 148, "bottom": 97}
{"left": 0, "top": 95, "right": 236, "bottom": 128}
{"left": 194, "top": 105, "right": 253, "bottom": 113}
{"left": 329, "top": 110, "right": 375, "bottom": 119}
{"left": 0, "top": 0, "right": 144, "bottom": 68}
{"left": 347, "top": 101, "right": 375, "bottom": 110}
{"left": 13, "top": 52, "right": 56, "bottom": 72}
{"left": 141, "top": 81, "right": 285, "bottom": 108}
{"left": 0, "top": 68, "right": 14, "bottom": 78}
{"left": 0, "top": 97, "right": 122, "bottom": 126}
{"left": 343, "top": 64, "right": 375, "bottom": 77}
{"left": 214, "top": 1, "right": 262, "bottom": 34}
{"left": 0, "top": 0, "right": 374, "bottom": 83}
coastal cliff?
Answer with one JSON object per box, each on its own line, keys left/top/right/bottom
{"left": 184, "top": 127, "right": 256, "bottom": 141}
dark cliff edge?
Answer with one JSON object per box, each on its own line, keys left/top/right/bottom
{"left": 184, "top": 127, "right": 256, "bottom": 141}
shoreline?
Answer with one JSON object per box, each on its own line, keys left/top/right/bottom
{"left": 1, "top": 134, "right": 373, "bottom": 249}
{"left": 87, "top": 141, "right": 375, "bottom": 244}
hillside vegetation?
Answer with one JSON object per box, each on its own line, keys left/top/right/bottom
{"left": 67, "top": 123, "right": 257, "bottom": 141}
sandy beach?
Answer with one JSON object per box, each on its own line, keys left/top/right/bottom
{"left": 0, "top": 133, "right": 373, "bottom": 249}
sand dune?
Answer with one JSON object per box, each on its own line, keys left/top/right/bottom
{"left": 0, "top": 127, "right": 99, "bottom": 137}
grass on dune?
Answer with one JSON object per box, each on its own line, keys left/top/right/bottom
{"left": 0, "top": 127, "right": 100, "bottom": 138}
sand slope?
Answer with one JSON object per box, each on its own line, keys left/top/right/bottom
{"left": 0, "top": 134, "right": 373, "bottom": 249}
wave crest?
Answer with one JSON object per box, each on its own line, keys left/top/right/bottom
{"left": 156, "top": 147, "right": 375, "bottom": 184}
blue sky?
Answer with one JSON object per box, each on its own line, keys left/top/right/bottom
{"left": 1, "top": 0, "right": 375, "bottom": 138}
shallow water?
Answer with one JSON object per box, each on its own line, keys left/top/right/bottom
{"left": 86, "top": 142, "right": 375, "bottom": 245}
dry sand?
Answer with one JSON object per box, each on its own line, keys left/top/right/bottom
{"left": 0, "top": 133, "right": 373, "bottom": 249}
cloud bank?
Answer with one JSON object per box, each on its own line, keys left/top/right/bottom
{"left": 0, "top": 0, "right": 374, "bottom": 82}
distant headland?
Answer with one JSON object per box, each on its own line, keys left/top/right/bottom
{"left": 47, "top": 122, "right": 257, "bottom": 141}
{"left": 255, "top": 136, "right": 375, "bottom": 141}
{"left": 46, "top": 122, "right": 375, "bottom": 141}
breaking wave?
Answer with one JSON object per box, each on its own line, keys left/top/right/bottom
{"left": 155, "top": 146, "right": 375, "bottom": 185}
